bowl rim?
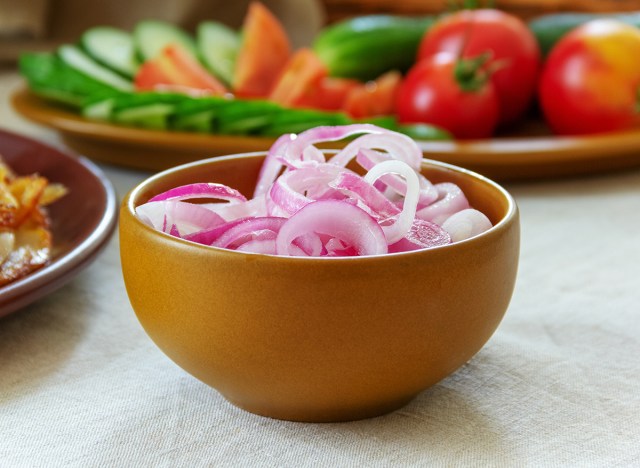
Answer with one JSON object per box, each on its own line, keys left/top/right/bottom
{"left": 123, "top": 152, "right": 518, "bottom": 262}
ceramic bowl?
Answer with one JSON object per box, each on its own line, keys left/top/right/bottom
{"left": 119, "top": 153, "right": 519, "bottom": 422}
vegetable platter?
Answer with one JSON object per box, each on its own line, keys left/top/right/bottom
{"left": 14, "top": 2, "right": 640, "bottom": 179}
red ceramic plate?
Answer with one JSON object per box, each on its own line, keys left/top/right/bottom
{"left": 0, "top": 129, "right": 118, "bottom": 318}
{"left": 11, "top": 86, "right": 640, "bottom": 180}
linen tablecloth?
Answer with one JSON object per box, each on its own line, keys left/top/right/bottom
{"left": 1, "top": 69, "right": 639, "bottom": 467}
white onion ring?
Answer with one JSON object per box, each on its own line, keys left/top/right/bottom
{"left": 364, "top": 160, "right": 420, "bottom": 244}
{"left": 441, "top": 209, "right": 492, "bottom": 242}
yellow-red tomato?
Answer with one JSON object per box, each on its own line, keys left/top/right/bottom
{"left": 539, "top": 19, "right": 640, "bottom": 135}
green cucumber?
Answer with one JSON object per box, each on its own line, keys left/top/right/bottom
{"left": 81, "top": 26, "right": 139, "bottom": 78}
{"left": 529, "top": 12, "right": 640, "bottom": 55}
{"left": 172, "top": 96, "right": 230, "bottom": 132}
{"left": 313, "top": 15, "right": 434, "bottom": 81}
{"left": 114, "top": 103, "right": 176, "bottom": 130}
{"left": 197, "top": 21, "right": 240, "bottom": 87}
{"left": 261, "top": 108, "right": 351, "bottom": 136}
{"left": 134, "top": 20, "right": 196, "bottom": 61}
{"left": 397, "top": 123, "right": 451, "bottom": 141}
{"left": 19, "top": 52, "right": 121, "bottom": 107}
{"left": 82, "top": 97, "right": 116, "bottom": 120}
{"left": 58, "top": 45, "right": 133, "bottom": 91}
{"left": 217, "top": 100, "right": 282, "bottom": 135}
{"left": 173, "top": 110, "right": 218, "bottom": 133}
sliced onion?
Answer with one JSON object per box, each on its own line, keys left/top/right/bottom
{"left": 330, "top": 132, "right": 422, "bottom": 169}
{"left": 356, "top": 148, "right": 438, "bottom": 205}
{"left": 441, "top": 209, "right": 492, "bottom": 242}
{"left": 136, "top": 201, "right": 225, "bottom": 236}
{"left": 254, "top": 133, "right": 295, "bottom": 197}
{"left": 149, "top": 183, "right": 246, "bottom": 204}
{"left": 364, "top": 160, "right": 420, "bottom": 244}
{"left": 416, "top": 183, "right": 470, "bottom": 225}
{"left": 283, "top": 124, "right": 387, "bottom": 164}
{"left": 388, "top": 219, "right": 451, "bottom": 253}
{"left": 268, "top": 164, "right": 348, "bottom": 215}
{"left": 276, "top": 200, "right": 388, "bottom": 257}
{"left": 136, "top": 124, "right": 491, "bottom": 257}
{"left": 236, "top": 239, "right": 277, "bottom": 255}
{"left": 203, "top": 194, "right": 267, "bottom": 221}
{"left": 183, "top": 218, "right": 248, "bottom": 245}
{"left": 330, "top": 171, "right": 400, "bottom": 220}
{"left": 212, "top": 217, "right": 285, "bottom": 249}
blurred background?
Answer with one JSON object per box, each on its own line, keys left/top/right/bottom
{"left": 2, "top": 0, "right": 639, "bottom": 64}
{"left": 0, "top": 0, "right": 325, "bottom": 62}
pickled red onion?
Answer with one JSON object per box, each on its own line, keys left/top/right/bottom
{"left": 275, "top": 200, "right": 387, "bottom": 257}
{"left": 149, "top": 183, "right": 246, "bottom": 204}
{"left": 136, "top": 124, "right": 493, "bottom": 257}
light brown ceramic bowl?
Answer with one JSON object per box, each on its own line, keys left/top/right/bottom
{"left": 119, "top": 153, "right": 520, "bottom": 422}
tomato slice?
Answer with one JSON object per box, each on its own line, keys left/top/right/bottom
{"left": 269, "top": 49, "right": 327, "bottom": 106}
{"left": 295, "top": 77, "right": 360, "bottom": 111}
{"left": 343, "top": 71, "right": 402, "bottom": 118}
{"left": 134, "top": 44, "right": 226, "bottom": 94}
{"left": 233, "top": 2, "right": 291, "bottom": 97}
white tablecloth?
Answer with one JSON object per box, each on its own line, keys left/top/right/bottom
{"left": 1, "top": 69, "right": 639, "bottom": 467}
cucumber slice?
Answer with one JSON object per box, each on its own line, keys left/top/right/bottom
{"left": 172, "top": 96, "right": 229, "bottom": 132}
{"left": 114, "top": 103, "right": 176, "bottom": 130}
{"left": 217, "top": 100, "right": 281, "bottom": 135}
{"left": 134, "top": 20, "right": 196, "bottom": 61}
{"left": 397, "top": 123, "right": 451, "bottom": 141}
{"left": 82, "top": 98, "right": 116, "bottom": 120}
{"left": 197, "top": 21, "right": 240, "bottom": 87}
{"left": 20, "top": 53, "right": 120, "bottom": 107}
{"left": 81, "top": 26, "right": 140, "bottom": 78}
{"left": 58, "top": 45, "right": 133, "bottom": 91}
{"left": 172, "top": 110, "right": 217, "bottom": 133}
{"left": 261, "top": 109, "right": 351, "bottom": 136}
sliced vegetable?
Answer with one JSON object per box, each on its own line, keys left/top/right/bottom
{"left": 58, "top": 45, "right": 133, "bottom": 91}
{"left": 343, "top": 71, "right": 402, "bottom": 119}
{"left": 269, "top": 49, "right": 327, "bottom": 107}
{"left": 233, "top": 1, "right": 291, "bottom": 97}
{"left": 294, "top": 77, "right": 360, "bottom": 111}
{"left": 134, "top": 44, "right": 226, "bottom": 95}
{"left": 134, "top": 20, "right": 197, "bottom": 61}
{"left": 136, "top": 125, "right": 490, "bottom": 257}
{"left": 197, "top": 21, "right": 240, "bottom": 86}
{"left": 81, "top": 26, "right": 140, "bottom": 78}
{"left": 217, "top": 100, "right": 281, "bottom": 135}
{"left": 19, "top": 53, "right": 119, "bottom": 107}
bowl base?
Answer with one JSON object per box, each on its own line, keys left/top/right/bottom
{"left": 222, "top": 393, "right": 418, "bottom": 423}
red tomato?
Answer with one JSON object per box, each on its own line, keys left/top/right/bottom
{"left": 418, "top": 9, "right": 540, "bottom": 125}
{"left": 539, "top": 19, "right": 640, "bottom": 135}
{"left": 343, "top": 71, "right": 402, "bottom": 118}
{"left": 134, "top": 44, "right": 226, "bottom": 94}
{"left": 269, "top": 49, "right": 327, "bottom": 106}
{"left": 233, "top": 2, "right": 291, "bottom": 97}
{"left": 295, "top": 77, "right": 360, "bottom": 111}
{"left": 396, "top": 53, "right": 499, "bottom": 139}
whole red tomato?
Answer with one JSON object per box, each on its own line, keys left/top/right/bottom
{"left": 396, "top": 52, "right": 499, "bottom": 139}
{"left": 539, "top": 19, "right": 640, "bottom": 135}
{"left": 418, "top": 9, "right": 540, "bottom": 125}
